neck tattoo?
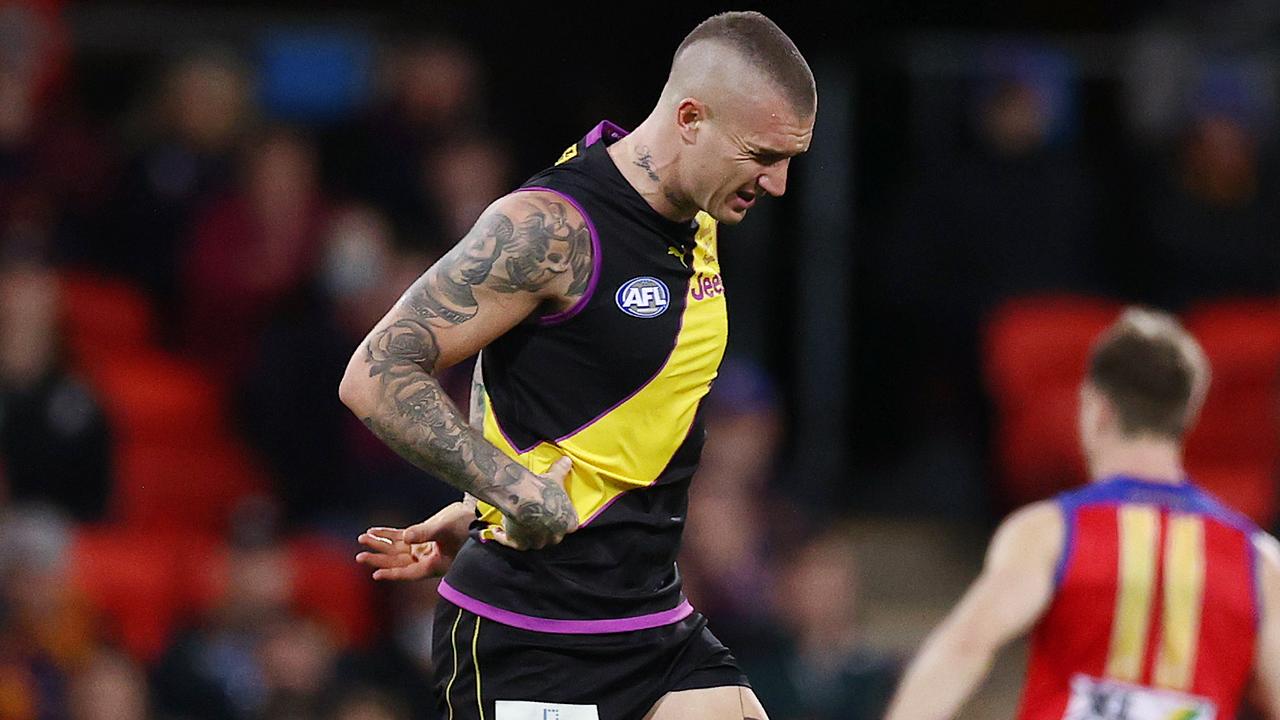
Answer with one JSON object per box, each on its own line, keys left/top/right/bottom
{"left": 633, "top": 145, "right": 661, "bottom": 183}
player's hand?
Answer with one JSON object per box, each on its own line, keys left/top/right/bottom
{"left": 487, "top": 456, "right": 580, "bottom": 551}
{"left": 355, "top": 501, "right": 474, "bottom": 581}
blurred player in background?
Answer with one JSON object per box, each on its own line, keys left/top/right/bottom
{"left": 886, "top": 308, "right": 1280, "bottom": 720}
{"left": 340, "top": 10, "right": 814, "bottom": 720}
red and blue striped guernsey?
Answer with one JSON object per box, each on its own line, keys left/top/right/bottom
{"left": 1017, "top": 476, "right": 1261, "bottom": 720}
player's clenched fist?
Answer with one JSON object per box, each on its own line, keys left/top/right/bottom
{"left": 486, "top": 456, "right": 580, "bottom": 550}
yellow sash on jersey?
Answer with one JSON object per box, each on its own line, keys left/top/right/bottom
{"left": 477, "top": 212, "right": 726, "bottom": 527}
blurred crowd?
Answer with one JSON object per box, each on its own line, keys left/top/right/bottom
{"left": 853, "top": 27, "right": 1280, "bottom": 524}
{"left": 0, "top": 1, "right": 1278, "bottom": 719}
{"left": 0, "top": 2, "right": 898, "bottom": 719}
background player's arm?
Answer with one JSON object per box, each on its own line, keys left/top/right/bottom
{"left": 885, "top": 501, "right": 1063, "bottom": 720}
{"left": 461, "top": 355, "right": 488, "bottom": 513}
{"left": 1252, "top": 533, "right": 1280, "bottom": 714}
{"left": 340, "top": 190, "right": 594, "bottom": 549}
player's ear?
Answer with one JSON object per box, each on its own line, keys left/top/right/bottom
{"left": 1094, "top": 390, "right": 1120, "bottom": 436}
{"left": 1078, "top": 382, "right": 1107, "bottom": 441}
{"left": 676, "top": 98, "right": 705, "bottom": 144}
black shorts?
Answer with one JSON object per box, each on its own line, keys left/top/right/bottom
{"left": 431, "top": 598, "right": 750, "bottom": 720}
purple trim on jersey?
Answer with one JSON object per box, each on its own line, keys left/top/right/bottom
{"left": 492, "top": 412, "right": 532, "bottom": 456}
{"left": 1058, "top": 477, "right": 1259, "bottom": 531}
{"left": 1085, "top": 475, "right": 1195, "bottom": 503}
{"left": 1053, "top": 498, "right": 1076, "bottom": 589}
{"left": 477, "top": 379, "right": 536, "bottom": 455}
{"left": 1249, "top": 531, "right": 1262, "bottom": 631}
{"left": 485, "top": 252, "right": 694, "bottom": 501}
{"left": 554, "top": 285, "right": 688, "bottom": 449}
{"left": 438, "top": 579, "right": 693, "bottom": 634}
{"left": 1073, "top": 477, "right": 1254, "bottom": 524}
{"left": 513, "top": 186, "right": 602, "bottom": 328}
{"left": 580, "top": 491, "right": 628, "bottom": 530}
{"left": 1052, "top": 477, "right": 1187, "bottom": 588}
{"left": 583, "top": 120, "right": 629, "bottom": 147}
{"left": 486, "top": 121, "right": 640, "bottom": 453}
{"left": 1182, "top": 484, "right": 1260, "bottom": 535}
{"left": 1055, "top": 475, "right": 1265, "bottom": 620}
{"left": 579, "top": 418, "right": 699, "bottom": 529}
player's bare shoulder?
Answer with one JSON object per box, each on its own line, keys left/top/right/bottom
{"left": 409, "top": 191, "right": 595, "bottom": 328}
{"left": 1255, "top": 532, "right": 1280, "bottom": 580}
{"left": 1000, "top": 501, "right": 1064, "bottom": 541}
{"left": 987, "top": 500, "right": 1065, "bottom": 569}
{"left": 463, "top": 191, "right": 592, "bottom": 301}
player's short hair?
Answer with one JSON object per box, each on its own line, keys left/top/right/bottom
{"left": 1087, "top": 307, "right": 1210, "bottom": 439}
{"left": 674, "top": 11, "right": 816, "bottom": 116}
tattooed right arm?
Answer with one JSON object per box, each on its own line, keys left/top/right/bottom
{"left": 339, "top": 192, "right": 594, "bottom": 549}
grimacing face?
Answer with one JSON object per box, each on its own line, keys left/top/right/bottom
{"left": 686, "top": 92, "right": 815, "bottom": 225}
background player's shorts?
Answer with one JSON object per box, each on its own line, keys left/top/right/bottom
{"left": 431, "top": 597, "right": 751, "bottom": 720}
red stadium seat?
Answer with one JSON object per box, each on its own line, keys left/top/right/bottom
{"left": 984, "top": 295, "right": 1124, "bottom": 402}
{"left": 1189, "top": 464, "right": 1276, "bottom": 528}
{"left": 86, "top": 351, "right": 225, "bottom": 445}
{"left": 112, "top": 438, "right": 269, "bottom": 534}
{"left": 998, "top": 384, "right": 1084, "bottom": 498}
{"left": 58, "top": 272, "right": 155, "bottom": 368}
{"left": 69, "top": 527, "right": 183, "bottom": 663}
{"left": 1184, "top": 299, "right": 1280, "bottom": 524}
{"left": 1184, "top": 299, "right": 1280, "bottom": 468}
{"left": 287, "top": 535, "right": 376, "bottom": 648}
{"left": 983, "top": 295, "right": 1125, "bottom": 506}
{"left": 985, "top": 295, "right": 1280, "bottom": 523}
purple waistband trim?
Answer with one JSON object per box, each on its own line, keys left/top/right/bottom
{"left": 438, "top": 579, "right": 693, "bottom": 634}
{"left": 514, "top": 186, "right": 601, "bottom": 328}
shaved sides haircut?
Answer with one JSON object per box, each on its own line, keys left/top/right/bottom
{"left": 1088, "top": 308, "right": 1210, "bottom": 439}
{"left": 673, "top": 11, "right": 816, "bottom": 116}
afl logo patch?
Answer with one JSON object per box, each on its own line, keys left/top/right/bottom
{"left": 615, "top": 277, "right": 670, "bottom": 318}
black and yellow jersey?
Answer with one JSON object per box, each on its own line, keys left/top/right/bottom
{"left": 439, "top": 121, "right": 728, "bottom": 632}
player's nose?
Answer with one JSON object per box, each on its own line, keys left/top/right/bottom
{"left": 758, "top": 159, "right": 790, "bottom": 197}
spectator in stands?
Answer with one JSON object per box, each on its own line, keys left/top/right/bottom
{"left": 106, "top": 50, "right": 250, "bottom": 316}
{"left": 872, "top": 45, "right": 1101, "bottom": 515}
{"left": 0, "top": 505, "right": 99, "bottom": 720}
{"left": 329, "top": 35, "right": 484, "bottom": 247}
{"left": 328, "top": 686, "right": 412, "bottom": 720}
{"left": 152, "top": 503, "right": 291, "bottom": 719}
{"left": 240, "top": 202, "right": 457, "bottom": 530}
{"left": 67, "top": 650, "right": 150, "bottom": 720}
{"left": 0, "top": 262, "right": 111, "bottom": 521}
{"left": 181, "top": 126, "right": 327, "bottom": 385}
{"left": 680, "top": 356, "right": 793, "bottom": 650}
{"left": 740, "top": 528, "right": 900, "bottom": 720}
{"left": 358, "top": 578, "right": 440, "bottom": 718}
{"left": 1136, "top": 65, "right": 1280, "bottom": 308}
{"left": 423, "top": 136, "right": 513, "bottom": 243}
{"left": 0, "top": 0, "right": 112, "bottom": 270}
{"left": 887, "top": 47, "right": 1101, "bottom": 325}
{"left": 254, "top": 615, "right": 343, "bottom": 720}
{"left": 154, "top": 498, "right": 366, "bottom": 720}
